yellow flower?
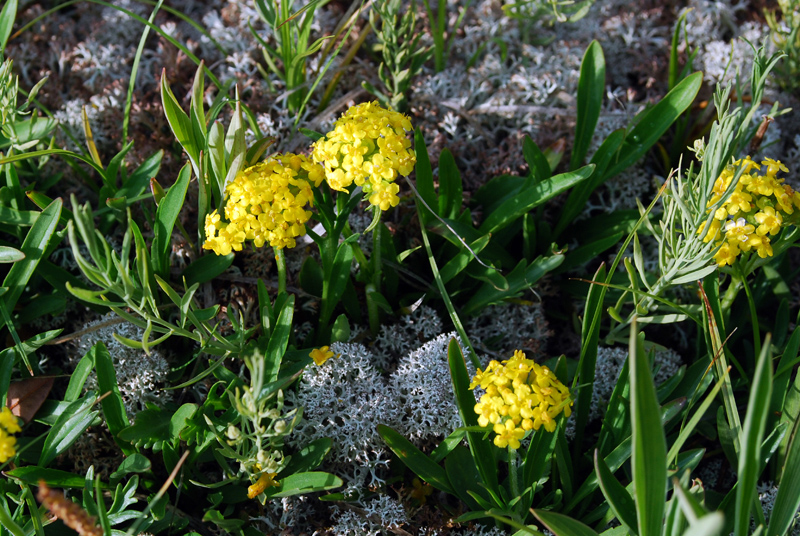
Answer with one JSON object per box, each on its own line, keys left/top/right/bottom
{"left": 312, "top": 102, "right": 415, "bottom": 211}
{"left": 247, "top": 472, "right": 279, "bottom": 499}
{"left": 410, "top": 478, "right": 433, "bottom": 504}
{"left": 704, "top": 156, "right": 796, "bottom": 266}
{"left": 470, "top": 350, "right": 572, "bottom": 449}
{"left": 310, "top": 346, "right": 336, "bottom": 366}
{"left": 0, "top": 408, "right": 20, "bottom": 463}
{"left": 204, "top": 154, "right": 324, "bottom": 255}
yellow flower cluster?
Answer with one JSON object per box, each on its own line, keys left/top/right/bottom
{"left": 203, "top": 154, "right": 324, "bottom": 255}
{"left": 470, "top": 350, "right": 572, "bottom": 449}
{"left": 312, "top": 101, "right": 415, "bottom": 211}
{"left": 699, "top": 157, "right": 799, "bottom": 267}
{"left": 0, "top": 407, "right": 21, "bottom": 463}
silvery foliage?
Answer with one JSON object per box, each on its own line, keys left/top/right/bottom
{"left": 330, "top": 495, "right": 407, "bottom": 536}
{"left": 286, "top": 342, "right": 401, "bottom": 494}
{"left": 389, "top": 333, "right": 469, "bottom": 443}
{"left": 76, "top": 313, "right": 172, "bottom": 420}
{"left": 466, "top": 302, "right": 550, "bottom": 356}
{"left": 373, "top": 305, "right": 444, "bottom": 369}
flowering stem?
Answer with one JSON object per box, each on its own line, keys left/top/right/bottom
{"left": 508, "top": 445, "right": 520, "bottom": 502}
{"left": 274, "top": 247, "right": 287, "bottom": 296}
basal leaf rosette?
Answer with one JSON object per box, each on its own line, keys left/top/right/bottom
{"left": 204, "top": 153, "right": 325, "bottom": 255}
{"left": 470, "top": 350, "right": 572, "bottom": 450}
{"left": 312, "top": 101, "right": 415, "bottom": 211}
{"left": 698, "top": 157, "right": 800, "bottom": 267}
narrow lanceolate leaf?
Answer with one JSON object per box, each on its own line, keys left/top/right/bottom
{"left": 735, "top": 335, "right": 773, "bottom": 536}
{"left": 377, "top": 424, "right": 454, "bottom": 495}
{"left": 2, "top": 198, "right": 62, "bottom": 313}
{"left": 0, "top": 0, "right": 18, "bottom": 55}
{"left": 532, "top": 509, "right": 600, "bottom": 536}
{"left": 91, "top": 342, "right": 132, "bottom": 452}
{"left": 160, "top": 69, "right": 200, "bottom": 173}
{"left": 629, "top": 322, "right": 667, "bottom": 536}
{"left": 767, "top": 406, "right": 800, "bottom": 536}
{"left": 594, "top": 450, "right": 638, "bottom": 535}
{"left": 571, "top": 40, "right": 605, "bottom": 171}
{"left": 153, "top": 163, "right": 191, "bottom": 278}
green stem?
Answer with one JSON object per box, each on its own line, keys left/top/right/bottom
{"left": 508, "top": 445, "right": 520, "bottom": 502}
{"left": 275, "top": 247, "right": 287, "bottom": 296}
{"left": 740, "top": 270, "right": 761, "bottom": 359}
{"left": 0, "top": 502, "right": 25, "bottom": 536}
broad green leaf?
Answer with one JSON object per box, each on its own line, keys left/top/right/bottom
{"left": 118, "top": 403, "right": 197, "bottom": 450}
{"left": 523, "top": 136, "right": 551, "bottom": 182}
{"left": 153, "top": 163, "right": 190, "bottom": 277}
{"left": 265, "top": 294, "right": 294, "bottom": 383}
{"left": 277, "top": 438, "right": 331, "bottom": 477}
{"left": 629, "top": 324, "right": 667, "bottom": 536}
{"left": 2, "top": 198, "right": 62, "bottom": 313}
{"left": 91, "top": 341, "right": 132, "bottom": 452}
{"left": 479, "top": 164, "right": 594, "bottom": 235}
{"left": 161, "top": 70, "right": 200, "bottom": 173}
{"left": 182, "top": 252, "right": 234, "bottom": 286}
{"left": 594, "top": 450, "right": 638, "bottom": 535}
{"left": 444, "top": 445, "right": 491, "bottom": 511}
{"left": 767, "top": 406, "right": 800, "bottom": 536}
{"left": 0, "top": 205, "right": 39, "bottom": 225}
{"left": 265, "top": 471, "right": 342, "bottom": 498}
{"left": 735, "top": 336, "right": 773, "bottom": 536}
{"left": 109, "top": 454, "right": 152, "bottom": 481}
{"left": 377, "top": 424, "right": 455, "bottom": 494}
{"left": 6, "top": 467, "right": 88, "bottom": 489}
{"left": 533, "top": 509, "right": 600, "bottom": 536}
{"left": 39, "top": 393, "right": 99, "bottom": 466}
{"left": 604, "top": 72, "right": 702, "bottom": 179}
{"left": 571, "top": 40, "right": 605, "bottom": 171}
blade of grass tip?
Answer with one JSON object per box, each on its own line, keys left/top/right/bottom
{"left": 123, "top": 0, "right": 163, "bottom": 144}
{"left": 698, "top": 281, "right": 742, "bottom": 454}
{"left": 126, "top": 449, "right": 189, "bottom": 536}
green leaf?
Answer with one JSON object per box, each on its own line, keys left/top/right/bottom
{"left": 377, "top": 424, "right": 455, "bottom": 494}
{"left": 594, "top": 450, "right": 638, "bottom": 535}
{"left": 0, "top": 246, "right": 24, "bottom": 263}
{"left": 734, "top": 335, "right": 772, "bottom": 536}
{"left": 629, "top": 324, "right": 667, "bottom": 536}
{"left": 0, "top": 0, "right": 18, "bottom": 55}
{"left": 181, "top": 252, "right": 234, "bottom": 286}
{"left": 479, "top": 165, "right": 594, "bottom": 235}
{"left": 65, "top": 351, "right": 94, "bottom": 402}
{"left": 604, "top": 72, "right": 702, "bottom": 179}
{"left": 461, "top": 253, "right": 564, "bottom": 315}
{"left": 153, "top": 163, "right": 190, "bottom": 278}
{"left": 278, "top": 438, "right": 331, "bottom": 477}
{"left": 109, "top": 454, "right": 152, "bottom": 481}
{"left": 682, "top": 512, "right": 725, "bottom": 536}
{"left": 447, "top": 339, "right": 500, "bottom": 502}
{"left": 0, "top": 205, "right": 40, "bottom": 225}
{"left": 91, "top": 342, "right": 132, "bottom": 452}
{"left": 6, "top": 467, "right": 88, "bottom": 489}
{"left": 437, "top": 149, "right": 463, "bottom": 219}
{"left": 445, "top": 445, "right": 492, "bottom": 510}
{"left": 39, "top": 393, "right": 100, "bottom": 466}
{"left": 523, "top": 136, "right": 551, "bottom": 182}
{"left": 767, "top": 404, "right": 800, "bottom": 536}
{"left": 571, "top": 40, "right": 605, "bottom": 170}
{"left": 265, "top": 294, "right": 294, "bottom": 383}
{"left": 532, "top": 509, "right": 600, "bottom": 536}
{"left": 118, "top": 149, "right": 163, "bottom": 197}
{"left": 160, "top": 70, "right": 199, "bottom": 173}
{"left": 414, "top": 129, "right": 436, "bottom": 222}
{"left": 118, "top": 403, "right": 197, "bottom": 450}
{"left": 2, "top": 198, "right": 62, "bottom": 313}
{"left": 265, "top": 471, "right": 342, "bottom": 498}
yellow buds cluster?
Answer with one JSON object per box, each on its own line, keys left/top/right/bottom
{"left": 470, "top": 350, "right": 572, "bottom": 449}
{"left": 312, "top": 101, "right": 416, "bottom": 211}
{"left": 698, "top": 157, "right": 799, "bottom": 266}
{"left": 0, "top": 407, "right": 21, "bottom": 463}
{"left": 203, "top": 153, "right": 324, "bottom": 255}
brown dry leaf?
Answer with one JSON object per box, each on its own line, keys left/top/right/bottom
{"left": 8, "top": 376, "right": 55, "bottom": 423}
